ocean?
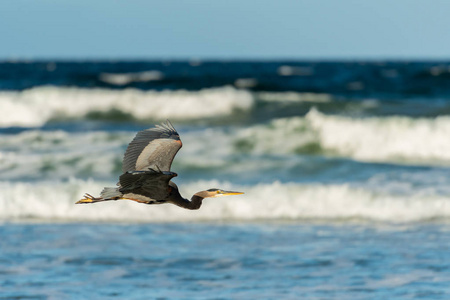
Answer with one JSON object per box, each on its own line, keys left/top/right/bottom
{"left": 1, "top": 60, "right": 450, "bottom": 299}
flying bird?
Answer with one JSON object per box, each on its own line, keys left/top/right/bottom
{"left": 76, "top": 121, "right": 243, "bottom": 209}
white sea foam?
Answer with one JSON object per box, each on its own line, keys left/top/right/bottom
{"left": 1, "top": 179, "right": 449, "bottom": 223}
{"left": 308, "top": 109, "right": 450, "bottom": 163}
{"left": 0, "top": 86, "right": 253, "bottom": 127}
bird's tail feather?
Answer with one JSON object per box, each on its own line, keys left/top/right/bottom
{"left": 100, "top": 187, "right": 123, "bottom": 199}
{"left": 75, "top": 187, "right": 123, "bottom": 204}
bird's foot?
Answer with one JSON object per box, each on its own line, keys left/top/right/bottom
{"left": 75, "top": 193, "right": 103, "bottom": 204}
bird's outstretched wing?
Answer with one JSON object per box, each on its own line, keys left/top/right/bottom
{"left": 119, "top": 169, "right": 177, "bottom": 201}
{"left": 122, "top": 120, "right": 182, "bottom": 172}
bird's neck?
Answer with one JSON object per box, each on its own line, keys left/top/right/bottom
{"left": 175, "top": 195, "right": 204, "bottom": 210}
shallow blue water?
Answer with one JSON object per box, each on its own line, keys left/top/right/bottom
{"left": 1, "top": 222, "right": 450, "bottom": 299}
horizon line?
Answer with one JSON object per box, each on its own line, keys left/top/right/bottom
{"left": 4, "top": 56, "right": 450, "bottom": 63}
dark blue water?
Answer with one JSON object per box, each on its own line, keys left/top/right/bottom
{"left": 3, "top": 60, "right": 450, "bottom": 100}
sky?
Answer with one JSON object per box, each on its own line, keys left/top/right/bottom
{"left": 1, "top": 0, "right": 450, "bottom": 60}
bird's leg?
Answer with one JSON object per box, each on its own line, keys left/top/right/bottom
{"left": 76, "top": 193, "right": 152, "bottom": 205}
{"left": 85, "top": 193, "right": 103, "bottom": 200}
{"left": 75, "top": 193, "right": 105, "bottom": 204}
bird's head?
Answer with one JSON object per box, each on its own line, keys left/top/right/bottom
{"left": 197, "top": 188, "right": 244, "bottom": 199}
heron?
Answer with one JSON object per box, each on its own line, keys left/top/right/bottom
{"left": 76, "top": 120, "right": 243, "bottom": 210}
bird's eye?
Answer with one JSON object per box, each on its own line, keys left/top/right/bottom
{"left": 216, "top": 190, "right": 221, "bottom": 194}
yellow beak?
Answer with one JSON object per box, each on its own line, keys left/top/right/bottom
{"left": 221, "top": 191, "right": 244, "bottom": 196}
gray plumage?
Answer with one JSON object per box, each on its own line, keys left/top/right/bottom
{"left": 122, "top": 120, "right": 181, "bottom": 173}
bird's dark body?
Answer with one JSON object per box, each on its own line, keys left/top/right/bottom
{"left": 118, "top": 170, "right": 177, "bottom": 204}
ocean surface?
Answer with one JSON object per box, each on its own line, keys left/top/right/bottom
{"left": 1, "top": 60, "right": 450, "bottom": 299}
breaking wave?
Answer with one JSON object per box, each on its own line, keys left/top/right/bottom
{"left": 1, "top": 179, "right": 449, "bottom": 223}
{"left": 0, "top": 86, "right": 253, "bottom": 127}
{"left": 233, "top": 109, "right": 450, "bottom": 164}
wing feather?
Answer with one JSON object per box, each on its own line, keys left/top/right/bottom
{"left": 122, "top": 120, "right": 182, "bottom": 172}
